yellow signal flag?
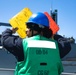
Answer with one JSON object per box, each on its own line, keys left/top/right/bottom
{"left": 9, "top": 8, "right": 32, "bottom": 38}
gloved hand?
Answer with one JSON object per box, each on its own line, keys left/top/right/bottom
{"left": 12, "top": 27, "right": 18, "bottom": 34}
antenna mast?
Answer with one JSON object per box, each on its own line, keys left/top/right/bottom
{"left": 50, "top": 1, "right": 58, "bottom": 24}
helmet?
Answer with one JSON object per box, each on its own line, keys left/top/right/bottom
{"left": 26, "top": 12, "right": 49, "bottom": 28}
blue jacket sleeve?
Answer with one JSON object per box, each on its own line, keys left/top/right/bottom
{"left": 1, "top": 29, "right": 24, "bottom": 61}
{"left": 54, "top": 34, "right": 71, "bottom": 58}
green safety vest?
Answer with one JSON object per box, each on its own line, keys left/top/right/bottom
{"left": 15, "top": 35, "right": 63, "bottom": 75}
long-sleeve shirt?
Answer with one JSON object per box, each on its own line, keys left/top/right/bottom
{"left": 1, "top": 29, "right": 71, "bottom": 62}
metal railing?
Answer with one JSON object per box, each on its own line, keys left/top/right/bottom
{"left": 0, "top": 68, "right": 14, "bottom": 75}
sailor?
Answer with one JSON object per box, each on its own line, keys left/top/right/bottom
{"left": 1, "top": 12, "right": 71, "bottom": 75}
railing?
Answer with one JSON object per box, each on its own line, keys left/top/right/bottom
{"left": 0, "top": 68, "right": 15, "bottom": 75}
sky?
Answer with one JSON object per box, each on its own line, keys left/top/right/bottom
{"left": 0, "top": 0, "right": 76, "bottom": 40}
